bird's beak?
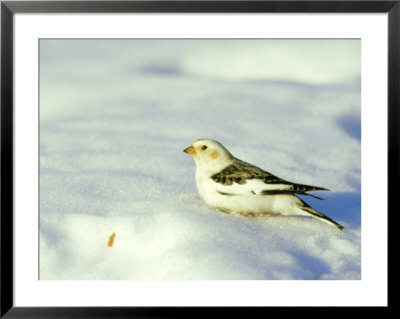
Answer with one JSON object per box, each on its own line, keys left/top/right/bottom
{"left": 183, "top": 145, "right": 195, "bottom": 155}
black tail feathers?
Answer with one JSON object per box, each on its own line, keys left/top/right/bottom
{"left": 298, "top": 197, "right": 344, "bottom": 230}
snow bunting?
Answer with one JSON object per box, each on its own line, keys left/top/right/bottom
{"left": 184, "top": 139, "right": 343, "bottom": 230}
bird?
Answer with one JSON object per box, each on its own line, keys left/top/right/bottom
{"left": 183, "top": 139, "right": 344, "bottom": 230}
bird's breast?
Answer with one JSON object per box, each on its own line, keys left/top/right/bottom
{"left": 195, "top": 176, "right": 217, "bottom": 202}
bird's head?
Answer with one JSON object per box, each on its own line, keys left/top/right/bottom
{"left": 183, "top": 139, "right": 233, "bottom": 174}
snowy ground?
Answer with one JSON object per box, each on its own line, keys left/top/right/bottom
{"left": 39, "top": 39, "right": 361, "bottom": 280}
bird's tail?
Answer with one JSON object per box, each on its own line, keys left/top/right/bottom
{"left": 299, "top": 198, "right": 344, "bottom": 230}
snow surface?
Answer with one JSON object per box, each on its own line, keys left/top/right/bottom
{"left": 39, "top": 39, "right": 361, "bottom": 280}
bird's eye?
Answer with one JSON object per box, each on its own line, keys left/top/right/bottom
{"left": 201, "top": 145, "right": 207, "bottom": 150}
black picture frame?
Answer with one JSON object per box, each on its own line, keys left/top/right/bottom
{"left": 1, "top": 1, "right": 396, "bottom": 317}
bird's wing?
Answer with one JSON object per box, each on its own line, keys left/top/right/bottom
{"left": 211, "top": 159, "right": 328, "bottom": 196}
